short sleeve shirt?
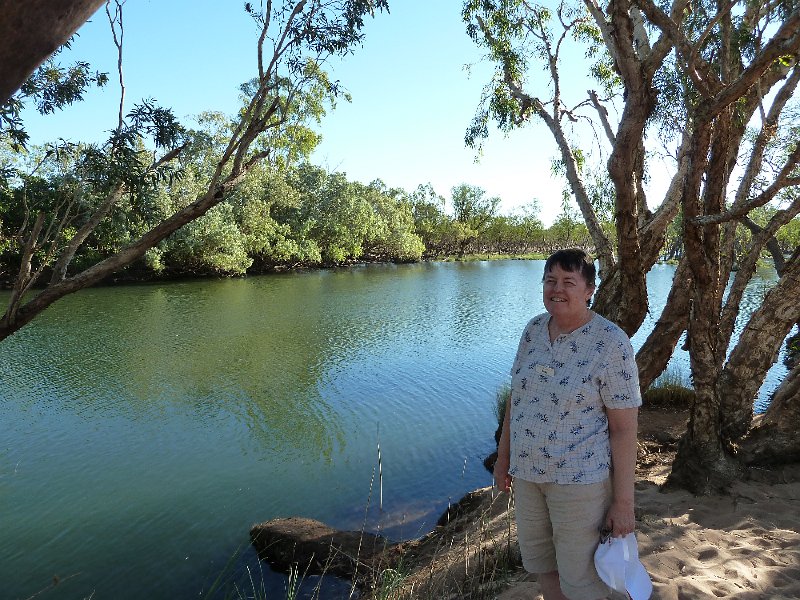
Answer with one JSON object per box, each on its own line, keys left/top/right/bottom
{"left": 508, "top": 312, "right": 641, "bottom": 484}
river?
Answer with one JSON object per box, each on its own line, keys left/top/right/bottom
{"left": 0, "top": 260, "right": 788, "bottom": 599}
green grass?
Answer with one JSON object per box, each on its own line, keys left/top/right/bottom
{"left": 644, "top": 367, "right": 695, "bottom": 409}
{"left": 494, "top": 383, "right": 511, "bottom": 428}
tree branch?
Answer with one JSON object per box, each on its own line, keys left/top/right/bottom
{"left": 588, "top": 89, "right": 615, "bottom": 144}
{"left": 105, "top": 0, "right": 126, "bottom": 131}
{"left": 740, "top": 215, "right": 787, "bottom": 273}
{"left": 0, "top": 0, "right": 107, "bottom": 104}
{"left": 708, "top": 9, "right": 800, "bottom": 116}
{"left": 695, "top": 0, "right": 736, "bottom": 55}
{"left": 634, "top": 0, "right": 719, "bottom": 96}
{"left": 644, "top": 0, "right": 690, "bottom": 77}
{"left": 733, "top": 66, "right": 800, "bottom": 210}
{"left": 49, "top": 182, "right": 125, "bottom": 284}
{"left": 693, "top": 140, "right": 800, "bottom": 225}
{"left": 583, "top": 0, "right": 625, "bottom": 76}
{"left": 6, "top": 211, "right": 45, "bottom": 323}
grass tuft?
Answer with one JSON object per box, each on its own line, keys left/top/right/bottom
{"left": 644, "top": 367, "right": 694, "bottom": 409}
{"left": 494, "top": 383, "right": 511, "bottom": 430}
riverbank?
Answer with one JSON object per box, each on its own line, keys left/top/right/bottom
{"left": 252, "top": 401, "right": 800, "bottom": 599}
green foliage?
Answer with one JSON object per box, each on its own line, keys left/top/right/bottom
{"left": 776, "top": 216, "right": 800, "bottom": 252}
{"left": 407, "top": 184, "right": 445, "bottom": 253}
{"left": 0, "top": 138, "right": 602, "bottom": 281}
{"left": 0, "top": 22, "right": 594, "bottom": 286}
{"left": 239, "top": 59, "right": 335, "bottom": 170}
{"left": 452, "top": 183, "right": 495, "bottom": 224}
{"left": 463, "top": 0, "right": 604, "bottom": 149}
{"left": 161, "top": 203, "right": 253, "bottom": 275}
{"left": 1, "top": 51, "right": 108, "bottom": 150}
{"left": 361, "top": 180, "right": 424, "bottom": 261}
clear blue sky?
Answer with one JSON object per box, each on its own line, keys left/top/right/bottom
{"left": 20, "top": 0, "right": 611, "bottom": 226}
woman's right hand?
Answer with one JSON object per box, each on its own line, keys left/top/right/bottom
{"left": 493, "top": 454, "right": 512, "bottom": 492}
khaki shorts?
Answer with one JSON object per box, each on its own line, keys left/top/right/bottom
{"left": 514, "top": 477, "right": 612, "bottom": 600}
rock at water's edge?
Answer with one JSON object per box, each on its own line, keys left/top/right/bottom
{"left": 249, "top": 516, "right": 399, "bottom": 581}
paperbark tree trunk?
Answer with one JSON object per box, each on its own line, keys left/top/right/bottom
{"left": 597, "top": 0, "right": 658, "bottom": 337}
{"left": 666, "top": 110, "right": 744, "bottom": 494}
{"left": 717, "top": 249, "right": 800, "bottom": 440}
{"left": 636, "top": 256, "right": 691, "bottom": 391}
{"left": 0, "top": 0, "right": 106, "bottom": 104}
{"left": 738, "top": 361, "right": 800, "bottom": 466}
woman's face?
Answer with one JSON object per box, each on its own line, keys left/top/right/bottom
{"left": 542, "top": 263, "right": 595, "bottom": 323}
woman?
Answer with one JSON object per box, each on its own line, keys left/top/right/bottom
{"left": 494, "top": 248, "right": 641, "bottom": 600}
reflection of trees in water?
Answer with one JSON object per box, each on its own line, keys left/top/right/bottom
{"left": 0, "top": 277, "right": 348, "bottom": 460}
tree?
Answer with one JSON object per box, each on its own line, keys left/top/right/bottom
{"left": 464, "top": 0, "right": 800, "bottom": 493}
{"left": 0, "top": 0, "right": 389, "bottom": 341}
{"left": 450, "top": 183, "right": 500, "bottom": 256}
{"left": 360, "top": 179, "right": 424, "bottom": 262}
{"left": 408, "top": 183, "right": 452, "bottom": 256}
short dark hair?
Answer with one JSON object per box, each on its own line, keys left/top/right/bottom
{"left": 543, "top": 248, "right": 596, "bottom": 289}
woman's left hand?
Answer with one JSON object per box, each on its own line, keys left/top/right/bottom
{"left": 604, "top": 498, "right": 635, "bottom": 537}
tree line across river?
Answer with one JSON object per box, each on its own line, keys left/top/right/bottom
{"left": 3, "top": 154, "right": 797, "bottom": 284}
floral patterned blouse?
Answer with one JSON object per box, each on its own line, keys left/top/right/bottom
{"left": 508, "top": 312, "right": 642, "bottom": 484}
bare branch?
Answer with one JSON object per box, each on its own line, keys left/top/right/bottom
{"left": 257, "top": 1, "right": 272, "bottom": 80}
{"left": 734, "top": 65, "right": 800, "bottom": 206}
{"left": 607, "top": 0, "right": 645, "bottom": 89}
{"left": 6, "top": 211, "right": 45, "bottom": 322}
{"left": 588, "top": 89, "right": 615, "bottom": 143}
{"left": 105, "top": 0, "right": 126, "bottom": 131}
{"left": 643, "top": 0, "right": 690, "bottom": 78}
{"left": 151, "top": 143, "right": 188, "bottom": 170}
{"left": 49, "top": 183, "right": 125, "bottom": 284}
{"left": 263, "top": 1, "right": 307, "bottom": 85}
{"left": 634, "top": 0, "right": 719, "bottom": 96}
{"left": 695, "top": 0, "right": 736, "bottom": 52}
{"left": 719, "top": 246, "right": 800, "bottom": 439}
{"left": 583, "top": 0, "right": 625, "bottom": 74}
{"left": 740, "top": 216, "right": 787, "bottom": 273}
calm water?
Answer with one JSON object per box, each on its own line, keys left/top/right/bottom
{"left": 0, "top": 261, "right": 788, "bottom": 599}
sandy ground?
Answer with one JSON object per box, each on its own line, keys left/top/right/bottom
{"left": 494, "top": 405, "right": 800, "bottom": 600}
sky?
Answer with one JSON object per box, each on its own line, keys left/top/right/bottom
{"left": 19, "top": 0, "right": 634, "bottom": 226}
